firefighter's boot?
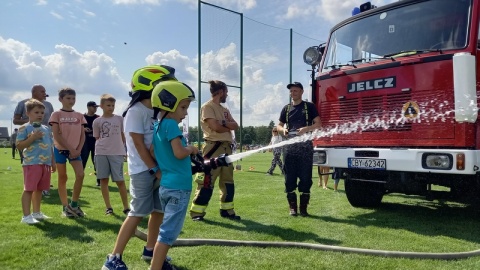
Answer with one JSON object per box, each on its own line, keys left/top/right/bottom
{"left": 299, "top": 193, "right": 310, "bottom": 217}
{"left": 287, "top": 192, "right": 298, "bottom": 216}
{"left": 220, "top": 209, "right": 241, "bottom": 220}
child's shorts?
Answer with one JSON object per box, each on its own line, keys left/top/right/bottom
{"left": 23, "top": 164, "right": 51, "bottom": 191}
{"left": 157, "top": 187, "right": 191, "bottom": 246}
{"left": 128, "top": 170, "right": 162, "bottom": 217}
{"left": 54, "top": 148, "right": 82, "bottom": 164}
{"left": 95, "top": 155, "right": 124, "bottom": 181}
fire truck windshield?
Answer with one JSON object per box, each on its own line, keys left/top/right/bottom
{"left": 321, "top": 0, "right": 472, "bottom": 72}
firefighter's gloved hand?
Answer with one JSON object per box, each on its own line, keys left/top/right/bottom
{"left": 216, "top": 154, "right": 229, "bottom": 167}
{"left": 191, "top": 154, "right": 205, "bottom": 175}
{"left": 191, "top": 165, "right": 203, "bottom": 175}
{"left": 209, "top": 158, "right": 218, "bottom": 170}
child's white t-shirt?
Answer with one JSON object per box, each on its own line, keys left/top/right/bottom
{"left": 124, "top": 102, "right": 155, "bottom": 175}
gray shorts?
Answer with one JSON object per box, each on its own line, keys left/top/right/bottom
{"left": 95, "top": 155, "right": 124, "bottom": 181}
{"left": 128, "top": 170, "right": 162, "bottom": 217}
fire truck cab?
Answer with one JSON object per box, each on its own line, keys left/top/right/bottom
{"left": 306, "top": 0, "right": 480, "bottom": 207}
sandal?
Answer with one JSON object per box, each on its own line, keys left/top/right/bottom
{"left": 123, "top": 208, "right": 131, "bottom": 215}
{"left": 105, "top": 208, "right": 113, "bottom": 215}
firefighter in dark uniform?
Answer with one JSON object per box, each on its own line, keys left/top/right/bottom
{"left": 189, "top": 80, "right": 241, "bottom": 221}
{"left": 277, "top": 82, "right": 321, "bottom": 217}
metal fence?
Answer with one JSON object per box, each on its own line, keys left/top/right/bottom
{"left": 197, "top": 1, "right": 323, "bottom": 147}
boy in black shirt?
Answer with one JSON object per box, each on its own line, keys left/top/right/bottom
{"left": 81, "top": 101, "right": 100, "bottom": 186}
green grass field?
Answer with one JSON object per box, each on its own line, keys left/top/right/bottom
{"left": 1, "top": 148, "right": 480, "bottom": 270}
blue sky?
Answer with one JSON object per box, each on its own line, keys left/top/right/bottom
{"left": 0, "top": 0, "right": 395, "bottom": 135}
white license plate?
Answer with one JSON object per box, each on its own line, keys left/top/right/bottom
{"left": 348, "top": 158, "right": 386, "bottom": 170}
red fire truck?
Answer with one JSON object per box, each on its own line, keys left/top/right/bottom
{"left": 304, "top": 0, "right": 479, "bottom": 207}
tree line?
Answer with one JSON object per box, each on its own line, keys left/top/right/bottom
{"left": 186, "top": 120, "right": 276, "bottom": 146}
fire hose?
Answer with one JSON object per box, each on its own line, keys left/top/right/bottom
{"left": 133, "top": 231, "right": 480, "bottom": 260}
{"left": 134, "top": 154, "right": 480, "bottom": 260}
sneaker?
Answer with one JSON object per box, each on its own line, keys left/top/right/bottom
{"left": 62, "top": 205, "right": 78, "bottom": 218}
{"left": 21, "top": 215, "right": 40, "bottom": 224}
{"left": 191, "top": 216, "right": 204, "bottom": 221}
{"left": 141, "top": 246, "right": 153, "bottom": 261}
{"left": 102, "top": 254, "right": 128, "bottom": 270}
{"left": 32, "top": 212, "right": 50, "bottom": 220}
{"left": 42, "top": 190, "right": 50, "bottom": 197}
{"left": 162, "top": 260, "right": 177, "bottom": 270}
{"left": 72, "top": 206, "right": 85, "bottom": 217}
{"left": 105, "top": 208, "right": 113, "bottom": 215}
{"left": 140, "top": 248, "right": 172, "bottom": 262}
{"left": 265, "top": 172, "right": 273, "bottom": 176}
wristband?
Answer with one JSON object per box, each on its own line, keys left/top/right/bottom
{"left": 148, "top": 166, "right": 159, "bottom": 175}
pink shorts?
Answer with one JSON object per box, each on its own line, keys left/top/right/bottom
{"left": 23, "top": 164, "right": 52, "bottom": 191}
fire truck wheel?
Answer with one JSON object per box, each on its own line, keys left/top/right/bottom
{"left": 345, "top": 178, "right": 384, "bottom": 208}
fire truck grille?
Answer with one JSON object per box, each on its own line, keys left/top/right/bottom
{"left": 323, "top": 92, "right": 412, "bottom": 132}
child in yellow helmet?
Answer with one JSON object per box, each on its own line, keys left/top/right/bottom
{"left": 103, "top": 65, "right": 177, "bottom": 270}
{"left": 149, "top": 80, "right": 198, "bottom": 270}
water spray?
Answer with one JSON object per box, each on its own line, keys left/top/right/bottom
{"left": 135, "top": 102, "right": 480, "bottom": 259}
{"left": 223, "top": 99, "right": 474, "bottom": 164}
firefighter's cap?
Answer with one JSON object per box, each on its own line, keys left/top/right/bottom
{"left": 287, "top": 82, "right": 303, "bottom": 90}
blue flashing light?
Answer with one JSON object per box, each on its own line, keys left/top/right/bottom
{"left": 352, "top": 7, "right": 361, "bottom": 16}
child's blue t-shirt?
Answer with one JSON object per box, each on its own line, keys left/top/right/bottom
{"left": 16, "top": 123, "right": 53, "bottom": 166}
{"left": 153, "top": 118, "right": 192, "bottom": 191}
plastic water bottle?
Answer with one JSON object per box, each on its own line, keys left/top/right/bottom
{"left": 32, "top": 122, "right": 41, "bottom": 130}
{"left": 32, "top": 122, "right": 42, "bottom": 140}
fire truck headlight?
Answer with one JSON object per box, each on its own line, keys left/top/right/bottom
{"left": 422, "top": 153, "right": 453, "bottom": 170}
{"left": 313, "top": 150, "right": 327, "bottom": 165}
{"left": 303, "top": 46, "right": 322, "bottom": 66}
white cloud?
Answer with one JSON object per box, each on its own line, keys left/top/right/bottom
{"left": 0, "top": 36, "right": 129, "bottom": 130}
{"left": 50, "top": 10, "right": 64, "bottom": 20}
{"left": 36, "top": 0, "right": 47, "bottom": 5}
{"left": 249, "top": 82, "right": 286, "bottom": 122}
{"left": 285, "top": 3, "right": 314, "bottom": 20}
{"left": 208, "top": 0, "right": 257, "bottom": 10}
{"left": 313, "top": 0, "right": 362, "bottom": 24}
{"left": 145, "top": 49, "right": 197, "bottom": 87}
{"left": 281, "top": 0, "right": 398, "bottom": 24}
{"left": 201, "top": 43, "right": 241, "bottom": 84}
{"left": 143, "top": 42, "right": 288, "bottom": 126}
{"left": 83, "top": 9, "right": 96, "bottom": 17}
{"left": 246, "top": 52, "right": 279, "bottom": 66}
{"left": 199, "top": 43, "right": 288, "bottom": 125}
{"left": 112, "top": 0, "right": 256, "bottom": 10}
{"left": 243, "top": 66, "right": 263, "bottom": 86}
{"left": 321, "top": 0, "right": 399, "bottom": 23}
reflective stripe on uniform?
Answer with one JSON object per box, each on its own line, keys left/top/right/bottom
{"left": 190, "top": 204, "right": 207, "bottom": 213}
{"left": 220, "top": 201, "right": 234, "bottom": 210}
